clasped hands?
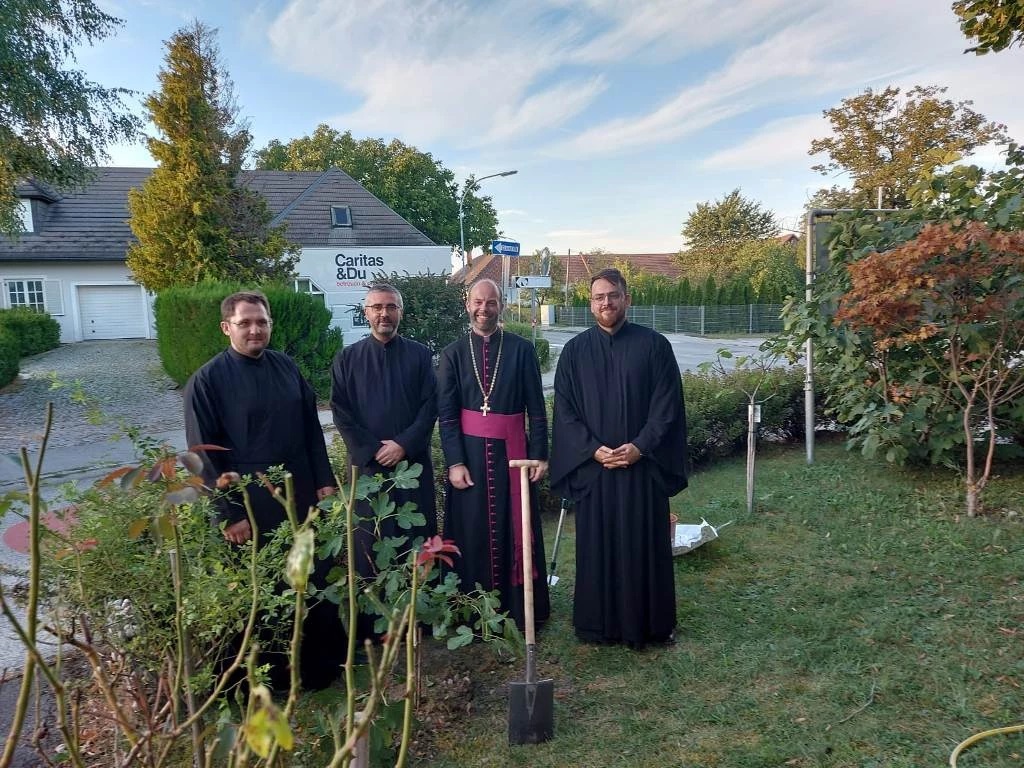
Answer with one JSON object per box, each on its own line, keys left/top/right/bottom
{"left": 448, "top": 460, "right": 548, "bottom": 489}
{"left": 594, "top": 442, "right": 641, "bottom": 470}
{"left": 375, "top": 439, "right": 406, "bottom": 468}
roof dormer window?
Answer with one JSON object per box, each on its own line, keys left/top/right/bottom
{"left": 331, "top": 205, "right": 352, "bottom": 227}
{"left": 18, "top": 200, "right": 33, "bottom": 233}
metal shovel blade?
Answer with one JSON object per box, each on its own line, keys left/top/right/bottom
{"left": 508, "top": 678, "right": 554, "bottom": 744}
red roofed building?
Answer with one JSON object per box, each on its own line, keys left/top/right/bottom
{"left": 451, "top": 251, "right": 683, "bottom": 289}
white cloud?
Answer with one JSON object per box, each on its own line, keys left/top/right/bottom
{"left": 702, "top": 113, "right": 826, "bottom": 171}
{"left": 545, "top": 228, "right": 610, "bottom": 239}
{"left": 267, "top": 0, "right": 598, "bottom": 146}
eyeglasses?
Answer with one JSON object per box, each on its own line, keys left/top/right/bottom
{"left": 228, "top": 319, "right": 273, "bottom": 329}
{"left": 366, "top": 303, "right": 401, "bottom": 313}
{"left": 590, "top": 291, "right": 624, "bottom": 303}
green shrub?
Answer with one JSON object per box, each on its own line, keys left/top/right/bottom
{"left": 155, "top": 282, "right": 341, "bottom": 398}
{"left": 261, "top": 285, "right": 342, "bottom": 397}
{"left": 0, "top": 307, "right": 60, "bottom": 356}
{"left": 502, "top": 321, "right": 549, "bottom": 370}
{"left": 0, "top": 327, "right": 18, "bottom": 387}
{"left": 683, "top": 366, "right": 804, "bottom": 466}
{"left": 376, "top": 271, "right": 466, "bottom": 356}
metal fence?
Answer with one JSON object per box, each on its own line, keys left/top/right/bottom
{"left": 551, "top": 304, "right": 786, "bottom": 335}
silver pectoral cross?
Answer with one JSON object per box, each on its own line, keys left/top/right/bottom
{"left": 481, "top": 398, "right": 491, "bottom": 416}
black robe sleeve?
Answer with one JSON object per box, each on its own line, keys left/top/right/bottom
{"left": 331, "top": 345, "right": 381, "bottom": 468}
{"left": 183, "top": 359, "right": 243, "bottom": 525}
{"left": 300, "top": 367, "right": 334, "bottom": 491}
{"left": 549, "top": 336, "right": 602, "bottom": 498}
{"left": 437, "top": 341, "right": 466, "bottom": 468}
{"left": 393, "top": 343, "right": 438, "bottom": 458}
{"left": 631, "top": 332, "right": 688, "bottom": 489}
{"left": 522, "top": 340, "right": 549, "bottom": 461}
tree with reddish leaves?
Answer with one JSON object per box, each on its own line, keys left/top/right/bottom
{"left": 835, "top": 221, "right": 1024, "bottom": 516}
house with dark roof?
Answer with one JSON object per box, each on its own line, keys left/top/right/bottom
{"left": 1, "top": 167, "right": 450, "bottom": 343}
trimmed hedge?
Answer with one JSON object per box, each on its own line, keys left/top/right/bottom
{"left": 154, "top": 282, "right": 341, "bottom": 398}
{"left": 683, "top": 366, "right": 805, "bottom": 466}
{"left": 0, "top": 327, "right": 18, "bottom": 388}
{"left": 0, "top": 308, "right": 60, "bottom": 357}
{"left": 502, "top": 321, "right": 550, "bottom": 370}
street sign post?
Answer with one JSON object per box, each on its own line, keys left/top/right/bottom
{"left": 492, "top": 239, "right": 520, "bottom": 256}
{"left": 515, "top": 275, "right": 552, "bottom": 289}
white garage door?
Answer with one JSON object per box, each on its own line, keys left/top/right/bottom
{"left": 78, "top": 285, "right": 146, "bottom": 340}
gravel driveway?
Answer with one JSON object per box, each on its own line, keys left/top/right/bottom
{"left": 0, "top": 341, "right": 184, "bottom": 455}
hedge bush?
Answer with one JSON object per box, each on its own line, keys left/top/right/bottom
{"left": 683, "top": 366, "right": 805, "bottom": 466}
{"left": 0, "top": 327, "right": 18, "bottom": 387}
{"left": 502, "top": 321, "right": 550, "bottom": 370}
{"left": 154, "top": 282, "right": 341, "bottom": 398}
{"left": 0, "top": 308, "right": 60, "bottom": 356}
{"left": 379, "top": 272, "right": 467, "bottom": 356}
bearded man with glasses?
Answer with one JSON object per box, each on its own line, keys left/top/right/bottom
{"left": 550, "top": 268, "right": 688, "bottom": 650}
{"left": 330, "top": 283, "right": 438, "bottom": 618}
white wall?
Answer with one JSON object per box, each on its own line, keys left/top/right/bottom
{"left": 0, "top": 261, "right": 154, "bottom": 343}
{"left": 296, "top": 245, "right": 451, "bottom": 346}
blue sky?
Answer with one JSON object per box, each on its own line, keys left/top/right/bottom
{"left": 85, "top": 0, "right": 1024, "bottom": 255}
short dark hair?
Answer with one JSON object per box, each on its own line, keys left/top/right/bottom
{"left": 365, "top": 282, "right": 403, "bottom": 308}
{"left": 468, "top": 278, "right": 504, "bottom": 304}
{"left": 591, "top": 268, "right": 628, "bottom": 295}
{"left": 221, "top": 291, "right": 270, "bottom": 321}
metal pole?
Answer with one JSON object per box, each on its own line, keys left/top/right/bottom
{"left": 531, "top": 289, "right": 538, "bottom": 346}
{"left": 458, "top": 170, "right": 517, "bottom": 257}
{"left": 458, "top": 191, "right": 466, "bottom": 255}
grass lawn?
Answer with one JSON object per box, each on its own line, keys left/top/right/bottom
{"left": 407, "top": 436, "right": 1023, "bottom": 767}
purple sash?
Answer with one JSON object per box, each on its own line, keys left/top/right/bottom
{"left": 460, "top": 408, "right": 536, "bottom": 585}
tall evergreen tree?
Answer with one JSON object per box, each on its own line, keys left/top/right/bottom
{"left": 127, "top": 21, "right": 297, "bottom": 292}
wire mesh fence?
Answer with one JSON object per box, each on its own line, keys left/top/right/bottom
{"left": 551, "top": 304, "right": 786, "bottom": 335}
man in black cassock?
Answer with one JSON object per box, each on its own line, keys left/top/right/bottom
{"left": 330, "top": 283, "right": 437, "bottom": 607}
{"left": 550, "top": 268, "right": 688, "bottom": 649}
{"left": 183, "top": 290, "right": 342, "bottom": 689}
{"left": 437, "top": 278, "right": 550, "bottom": 630}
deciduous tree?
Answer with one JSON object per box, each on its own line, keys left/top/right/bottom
{"left": 835, "top": 222, "right": 1024, "bottom": 516}
{"left": 0, "top": 0, "right": 140, "bottom": 234}
{"left": 127, "top": 22, "right": 297, "bottom": 291}
{"left": 782, "top": 143, "right": 1024, "bottom": 511}
{"left": 255, "top": 124, "right": 500, "bottom": 247}
{"left": 809, "top": 85, "right": 1008, "bottom": 208}
{"left": 679, "top": 189, "right": 778, "bottom": 283}
{"left": 953, "top": 0, "right": 1024, "bottom": 54}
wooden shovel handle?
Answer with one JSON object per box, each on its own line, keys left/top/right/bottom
{"left": 511, "top": 460, "right": 537, "bottom": 646}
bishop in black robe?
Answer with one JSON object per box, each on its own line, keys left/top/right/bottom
{"left": 550, "top": 321, "right": 688, "bottom": 648}
{"left": 184, "top": 345, "right": 341, "bottom": 689}
{"left": 437, "top": 329, "right": 550, "bottom": 630}
{"left": 330, "top": 333, "right": 438, "bottom": 570}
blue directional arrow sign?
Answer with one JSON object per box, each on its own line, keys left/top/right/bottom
{"left": 491, "top": 239, "right": 520, "bottom": 257}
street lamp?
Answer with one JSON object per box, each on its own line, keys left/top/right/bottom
{"left": 458, "top": 169, "right": 517, "bottom": 258}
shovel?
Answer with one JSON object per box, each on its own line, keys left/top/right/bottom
{"left": 508, "top": 459, "right": 555, "bottom": 745}
{"left": 547, "top": 497, "right": 571, "bottom": 586}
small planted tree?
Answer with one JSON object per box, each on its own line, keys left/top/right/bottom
{"left": 834, "top": 221, "right": 1024, "bottom": 516}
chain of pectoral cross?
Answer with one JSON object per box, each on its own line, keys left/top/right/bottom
{"left": 468, "top": 329, "right": 504, "bottom": 416}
